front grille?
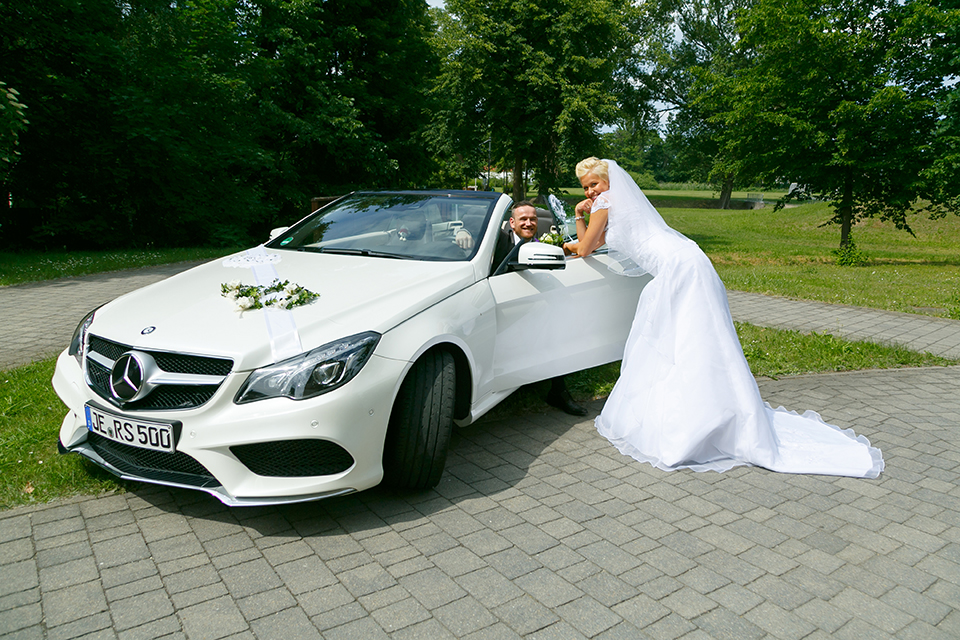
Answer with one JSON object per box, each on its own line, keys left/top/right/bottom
{"left": 231, "top": 439, "right": 354, "bottom": 477}
{"left": 86, "top": 335, "right": 232, "bottom": 411}
{"left": 87, "top": 431, "right": 220, "bottom": 488}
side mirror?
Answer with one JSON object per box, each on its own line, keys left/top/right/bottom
{"left": 514, "top": 242, "right": 565, "bottom": 270}
{"left": 268, "top": 226, "right": 290, "bottom": 241}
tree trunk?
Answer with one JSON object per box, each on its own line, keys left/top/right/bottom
{"left": 512, "top": 153, "right": 524, "bottom": 203}
{"left": 718, "top": 175, "right": 734, "bottom": 210}
{"left": 839, "top": 168, "right": 853, "bottom": 248}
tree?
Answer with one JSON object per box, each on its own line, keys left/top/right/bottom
{"left": 0, "top": 0, "right": 441, "bottom": 249}
{"left": 435, "top": 0, "right": 640, "bottom": 201}
{"left": 636, "top": 0, "right": 753, "bottom": 206}
{"left": 0, "top": 81, "right": 27, "bottom": 185}
{"left": 700, "top": 0, "right": 959, "bottom": 247}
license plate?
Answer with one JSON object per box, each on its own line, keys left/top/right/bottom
{"left": 85, "top": 405, "right": 176, "bottom": 453}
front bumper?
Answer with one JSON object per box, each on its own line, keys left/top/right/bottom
{"left": 53, "top": 349, "right": 408, "bottom": 506}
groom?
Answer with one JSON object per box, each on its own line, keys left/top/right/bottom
{"left": 494, "top": 200, "right": 587, "bottom": 417}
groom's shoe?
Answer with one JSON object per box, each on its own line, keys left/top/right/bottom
{"left": 546, "top": 388, "right": 587, "bottom": 417}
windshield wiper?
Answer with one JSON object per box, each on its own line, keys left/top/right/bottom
{"left": 299, "top": 246, "right": 410, "bottom": 259}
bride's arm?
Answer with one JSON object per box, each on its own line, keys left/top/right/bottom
{"left": 563, "top": 207, "right": 608, "bottom": 258}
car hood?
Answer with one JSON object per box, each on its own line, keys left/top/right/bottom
{"left": 88, "top": 249, "right": 478, "bottom": 371}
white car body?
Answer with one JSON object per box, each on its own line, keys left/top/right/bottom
{"left": 53, "top": 191, "right": 648, "bottom": 505}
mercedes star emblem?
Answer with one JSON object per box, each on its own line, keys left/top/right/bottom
{"left": 109, "top": 352, "right": 154, "bottom": 403}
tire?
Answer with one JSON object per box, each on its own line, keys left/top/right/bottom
{"left": 383, "top": 350, "right": 456, "bottom": 489}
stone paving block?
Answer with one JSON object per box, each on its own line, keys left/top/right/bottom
{"left": 248, "top": 607, "right": 321, "bottom": 639}
{"left": 338, "top": 562, "right": 398, "bottom": 598}
{"left": 157, "top": 553, "right": 210, "bottom": 578}
{"left": 46, "top": 611, "right": 113, "bottom": 640}
{"left": 105, "top": 575, "right": 165, "bottom": 603}
{"left": 744, "top": 601, "right": 817, "bottom": 640}
{"left": 0, "top": 601, "right": 41, "bottom": 634}
{"left": 357, "top": 584, "right": 408, "bottom": 612}
{"left": 455, "top": 567, "right": 523, "bottom": 608}
{"left": 325, "top": 550, "right": 376, "bottom": 574}
{"left": 692, "top": 606, "right": 766, "bottom": 640}
{"left": 641, "top": 611, "right": 697, "bottom": 640}
{"left": 432, "top": 595, "right": 498, "bottom": 636}
{"left": 177, "top": 595, "right": 248, "bottom": 639}
{"left": 42, "top": 580, "right": 109, "bottom": 628}
{"left": 484, "top": 548, "right": 541, "bottom": 580}
{"left": 399, "top": 568, "right": 467, "bottom": 609}
{"left": 514, "top": 567, "right": 582, "bottom": 608}
{"left": 747, "top": 574, "right": 815, "bottom": 611}
{"left": 219, "top": 558, "right": 282, "bottom": 599}
{"left": 459, "top": 529, "right": 513, "bottom": 557}
{"left": 0, "top": 539, "right": 35, "bottom": 566}
{"left": 830, "top": 585, "right": 915, "bottom": 634}
{"left": 0, "top": 515, "right": 32, "bottom": 544}
{"left": 110, "top": 589, "right": 176, "bottom": 631}
{"left": 235, "top": 587, "right": 296, "bottom": 620}
{"left": 323, "top": 615, "right": 390, "bottom": 639}
{"left": 297, "top": 583, "right": 354, "bottom": 617}
{"left": 492, "top": 595, "right": 559, "bottom": 636}
{"left": 638, "top": 545, "right": 697, "bottom": 578}
{"left": 35, "top": 539, "right": 95, "bottom": 571}
{"left": 576, "top": 570, "right": 638, "bottom": 607}
{"left": 897, "top": 619, "right": 960, "bottom": 640}
{"left": 92, "top": 535, "right": 151, "bottom": 570}
{"left": 555, "top": 594, "right": 622, "bottom": 637}
{"left": 922, "top": 578, "right": 960, "bottom": 609}
{"left": 534, "top": 544, "right": 583, "bottom": 572}
{"left": 273, "top": 555, "right": 338, "bottom": 594}
{"left": 390, "top": 617, "right": 458, "bottom": 640}
{"left": 739, "top": 545, "right": 799, "bottom": 576}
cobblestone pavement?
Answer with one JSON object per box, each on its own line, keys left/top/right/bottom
{"left": 3, "top": 267, "right": 960, "bottom": 639}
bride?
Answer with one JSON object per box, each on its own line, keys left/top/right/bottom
{"left": 565, "top": 157, "right": 883, "bottom": 478}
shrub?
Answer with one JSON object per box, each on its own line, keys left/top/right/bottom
{"left": 628, "top": 170, "right": 659, "bottom": 190}
{"left": 833, "top": 237, "right": 868, "bottom": 267}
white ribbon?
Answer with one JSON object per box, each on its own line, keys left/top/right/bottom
{"left": 235, "top": 246, "right": 303, "bottom": 362}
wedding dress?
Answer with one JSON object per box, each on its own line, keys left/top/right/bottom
{"left": 594, "top": 160, "right": 883, "bottom": 477}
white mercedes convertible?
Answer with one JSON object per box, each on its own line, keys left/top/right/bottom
{"left": 53, "top": 190, "right": 647, "bottom": 505}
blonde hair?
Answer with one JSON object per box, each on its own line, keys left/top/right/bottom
{"left": 575, "top": 157, "right": 609, "bottom": 181}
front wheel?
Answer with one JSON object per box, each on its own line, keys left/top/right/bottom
{"left": 382, "top": 350, "right": 456, "bottom": 489}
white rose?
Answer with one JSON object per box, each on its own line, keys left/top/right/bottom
{"left": 228, "top": 279, "right": 242, "bottom": 289}
{"left": 284, "top": 283, "right": 298, "bottom": 295}
{"left": 236, "top": 296, "right": 255, "bottom": 310}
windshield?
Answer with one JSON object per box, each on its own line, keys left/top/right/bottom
{"left": 267, "top": 192, "right": 499, "bottom": 261}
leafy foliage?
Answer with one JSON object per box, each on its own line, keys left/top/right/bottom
{"left": 697, "top": 0, "right": 960, "bottom": 246}
{"left": 1, "top": 0, "right": 438, "bottom": 250}
{"left": 435, "top": 0, "right": 642, "bottom": 199}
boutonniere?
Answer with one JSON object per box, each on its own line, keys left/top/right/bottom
{"left": 221, "top": 279, "right": 319, "bottom": 312}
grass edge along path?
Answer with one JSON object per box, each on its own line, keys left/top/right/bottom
{"left": 0, "top": 247, "right": 244, "bottom": 286}
{"left": 2, "top": 323, "right": 955, "bottom": 510}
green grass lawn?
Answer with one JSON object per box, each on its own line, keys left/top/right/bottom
{"left": 658, "top": 201, "right": 960, "bottom": 318}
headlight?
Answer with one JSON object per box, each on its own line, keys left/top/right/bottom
{"left": 235, "top": 331, "right": 380, "bottom": 404}
{"left": 68, "top": 308, "right": 99, "bottom": 365}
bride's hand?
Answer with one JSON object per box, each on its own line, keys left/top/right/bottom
{"left": 575, "top": 199, "right": 592, "bottom": 216}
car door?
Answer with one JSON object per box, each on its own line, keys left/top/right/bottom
{"left": 487, "top": 248, "right": 649, "bottom": 394}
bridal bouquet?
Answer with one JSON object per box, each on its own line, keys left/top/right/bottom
{"left": 221, "top": 279, "right": 319, "bottom": 312}
{"left": 539, "top": 226, "right": 564, "bottom": 247}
